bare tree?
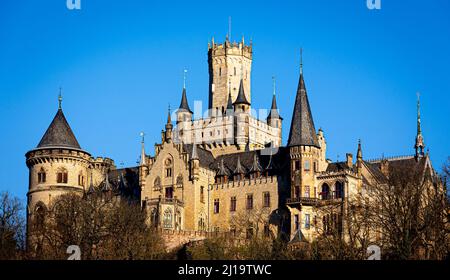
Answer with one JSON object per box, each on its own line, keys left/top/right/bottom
{"left": 0, "top": 191, "right": 25, "bottom": 260}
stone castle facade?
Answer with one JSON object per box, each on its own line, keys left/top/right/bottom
{"left": 26, "top": 36, "right": 443, "bottom": 243}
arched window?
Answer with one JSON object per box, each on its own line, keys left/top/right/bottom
{"left": 37, "top": 168, "right": 46, "bottom": 184}
{"left": 163, "top": 208, "right": 173, "bottom": 229}
{"left": 321, "top": 183, "right": 330, "bottom": 200}
{"left": 335, "top": 182, "right": 344, "bottom": 199}
{"left": 56, "top": 168, "right": 68, "bottom": 184}
{"left": 176, "top": 211, "right": 182, "bottom": 230}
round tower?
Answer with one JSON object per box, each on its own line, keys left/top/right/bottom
{"left": 25, "top": 96, "right": 92, "bottom": 220}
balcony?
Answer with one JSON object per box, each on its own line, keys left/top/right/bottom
{"left": 286, "top": 197, "right": 343, "bottom": 206}
{"left": 148, "top": 197, "right": 184, "bottom": 207}
{"left": 286, "top": 197, "right": 319, "bottom": 206}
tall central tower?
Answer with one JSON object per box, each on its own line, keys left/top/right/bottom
{"left": 208, "top": 37, "right": 252, "bottom": 114}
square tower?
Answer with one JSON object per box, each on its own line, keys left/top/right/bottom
{"left": 208, "top": 37, "right": 252, "bottom": 114}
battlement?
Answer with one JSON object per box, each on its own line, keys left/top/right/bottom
{"left": 208, "top": 39, "right": 252, "bottom": 59}
{"left": 210, "top": 175, "right": 278, "bottom": 191}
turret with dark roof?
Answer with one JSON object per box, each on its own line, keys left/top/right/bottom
{"left": 37, "top": 107, "right": 82, "bottom": 150}
{"left": 233, "top": 79, "right": 250, "bottom": 106}
{"left": 287, "top": 61, "right": 319, "bottom": 148}
{"left": 178, "top": 87, "right": 193, "bottom": 114}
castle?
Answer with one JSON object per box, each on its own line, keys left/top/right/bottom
{"left": 25, "top": 36, "right": 442, "bottom": 243}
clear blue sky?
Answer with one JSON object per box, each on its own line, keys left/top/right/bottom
{"left": 1, "top": 0, "right": 449, "bottom": 202}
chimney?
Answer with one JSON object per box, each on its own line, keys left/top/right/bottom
{"left": 346, "top": 153, "right": 353, "bottom": 168}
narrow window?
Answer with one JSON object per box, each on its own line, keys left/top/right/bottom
{"left": 230, "top": 196, "right": 237, "bottom": 212}
{"left": 304, "top": 160, "right": 311, "bottom": 171}
{"left": 214, "top": 199, "right": 220, "bottom": 214}
{"left": 305, "top": 214, "right": 311, "bottom": 229}
{"left": 246, "top": 194, "right": 253, "bottom": 210}
{"left": 200, "top": 186, "right": 205, "bottom": 203}
{"left": 294, "top": 214, "right": 299, "bottom": 231}
{"left": 263, "top": 192, "right": 271, "bottom": 208}
{"left": 304, "top": 186, "right": 310, "bottom": 198}
{"left": 38, "top": 169, "right": 46, "bottom": 184}
{"left": 57, "top": 169, "right": 68, "bottom": 184}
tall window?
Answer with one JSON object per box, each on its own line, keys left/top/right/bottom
{"left": 246, "top": 194, "right": 253, "bottom": 210}
{"left": 200, "top": 186, "right": 205, "bottom": 203}
{"left": 56, "top": 169, "right": 68, "bottom": 184}
{"left": 294, "top": 161, "right": 300, "bottom": 171}
{"left": 335, "top": 182, "right": 344, "bottom": 199}
{"left": 78, "top": 173, "right": 85, "bottom": 186}
{"left": 37, "top": 168, "right": 46, "bottom": 184}
{"left": 163, "top": 209, "right": 173, "bottom": 229}
{"left": 230, "top": 196, "right": 237, "bottom": 212}
{"left": 165, "top": 186, "right": 174, "bottom": 199}
{"left": 295, "top": 186, "right": 301, "bottom": 198}
{"left": 313, "top": 161, "right": 318, "bottom": 172}
{"left": 304, "top": 160, "right": 311, "bottom": 171}
{"left": 294, "top": 214, "right": 299, "bottom": 231}
{"left": 304, "top": 186, "right": 310, "bottom": 198}
{"left": 166, "top": 168, "right": 172, "bottom": 178}
{"left": 321, "top": 183, "right": 330, "bottom": 200}
{"left": 263, "top": 192, "right": 271, "bottom": 208}
{"left": 305, "top": 214, "right": 311, "bottom": 229}
{"left": 214, "top": 199, "right": 220, "bottom": 214}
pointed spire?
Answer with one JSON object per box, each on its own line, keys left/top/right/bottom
{"left": 225, "top": 79, "right": 234, "bottom": 114}
{"left": 267, "top": 76, "right": 282, "bottom": 120}
{"left": 415, "top": 92, "right": 425, "bottom": 157}
{"left": 166, "top": 104, "right": 173, "bottom": 128}
{"left": 191, "top": 143, "right": 199, "bottom": 160}
{"left": 233, "top": 79, "right": 250, "bottom": 105}
{"left": 234, "top": 155, "right": 246, "bottom": 174}
{"left": 87, "top": 170, "right": 96, "bottom": 194}
{"left": 217, "top": 158, "right": 229, "bottom": 176}
{"left": 249, "top": 153, "right": 262, "bottom": 173}
{"left": 101, "top": 172, "right": 112, "bottom": 192}
{"left": 287, "top": 50, "right": 320, "bottom": 148}
{"left": 37, "top": 89, "right": 81, "bottom": 150}
{"left": 140, "top": 132, "right": 146, "bottom": 166}
{"left": 357, "top": 139, "right": 363, "bottom": 160}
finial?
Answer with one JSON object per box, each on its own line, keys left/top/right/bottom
{"left": 300, "top": 48, "right": 303, "bottom": 74}
{"left": 272, "top": 76, "right": 276, "bottom": 96}
{"left": 183, "top": 68, "right": 188, "bottom": 89}
{"left": 58, "top": 87, "right": 63, "bottom": 109}
{"left": 417, "top": 92, "right": 421, "bottom": 132}
{"left": 140, "top": 131, "right": 145, "bottom": 144}
{"left": 228, "top": 16, "right": 232, "bottom": 42}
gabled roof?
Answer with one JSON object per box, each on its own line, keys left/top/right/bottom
{"left": 37, "top": 108, "right": 81, "bottom": 150}
{"left": 287, "top": 73, "right": 320, "bottom": 148}
{"left": 233, "top": 79, "right": 250, "bottom": 105}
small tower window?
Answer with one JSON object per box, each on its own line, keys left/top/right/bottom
{"left": 57, "top": 169, "right": 68, "bottom": 184}
{"left": 78, "top": 173, "right": 85, "bottom": 186}
{"left": 214, "top": 199, "right": 220, "bottom": 214}
{"left": 230, "top": 196, "right": 237, "bottom": 212}
{"left": 219, "top": 67, "right": 222, "bottom": 76}
{"left": 246, "top": 193, "right": 253, "bottom": 210}
{"left": 38, "top": 168, "right": 46, "bottom": 184}
{"left": 304, "top": 160, "right": 311, "bottom": 171}
{"left": 234, "top": 67, "right": 236, "bottom": 76}
{"left": 200, "top": 186, "right": 205, "bottom": 203}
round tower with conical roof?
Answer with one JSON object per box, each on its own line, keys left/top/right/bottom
{"left": 25, "top": 94, "right": 113, "bottom": 227}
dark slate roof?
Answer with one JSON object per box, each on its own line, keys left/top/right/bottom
{"left": 233, "top": 79, "right": 250, "bottom": 105}
{"left": 37, "top": 109, "right": 81, "bottom": 149}
{"left": 326, "top": 162, "right": 356, "bottom": 173}
{"left": 226, "top": 92, "right": 234, "bottom": 112}
{"left": 267, "top": 94, "right": 282, "bottom": 120}
{"left": 178, "top": 88, "right": 193, "bottom": 114}
{"left": 214, "top": 148, "right": 289, "bottom": 176}
{"left": 183, "top": 144, "right": 215, "bottom": 168}
{"left": 106, "top": 167, "right": 141, "bottom": 200}
{"left": 287, "top": 73, "right": 320, "bottom": 148}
